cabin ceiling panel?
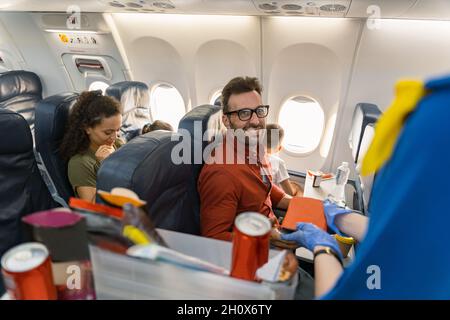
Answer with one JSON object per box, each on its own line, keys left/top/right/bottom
{"left": 0, "top": 0, "right": 448, "bottom": 20}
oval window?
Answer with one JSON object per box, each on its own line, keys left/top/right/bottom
{"left": 88, "top": 81, "right": 109, "bottom": 94}
{"left": 278, "top": 96, "right": 325, "bottom": 154}
{"left": 210, "top": 90, "right": 222, "bottom": 106}
{"left": 150, "top": 83, "right": 186, "bottom": 130}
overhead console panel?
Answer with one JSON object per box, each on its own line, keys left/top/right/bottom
{"left": 252, "top": 0, "right": 351, "bottom": 17}
{"left": 0, "top": 0, "right": 449, "bottom": 21}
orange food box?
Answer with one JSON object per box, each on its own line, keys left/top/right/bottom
{"left": 69, "top": 197, "right": 123, "bottom": 220}
{"left": 281, "top": 197, "right": 327, "bottom": 231}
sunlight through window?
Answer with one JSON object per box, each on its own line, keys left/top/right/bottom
{"left": 150, "top": 83, "right": 186, "bottom": 130}
{"left": 278, "top": 96, "right": 325, "bottom": 154}
{"left": 210, "top": 89, "right": 222, "bottom": 106}
{"left": 88, "top": 81, "right": 109, "bottom": 94}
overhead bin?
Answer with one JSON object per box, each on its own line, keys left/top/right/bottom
{"left": 61, "top": 54, "right": 124, "bottom": 92}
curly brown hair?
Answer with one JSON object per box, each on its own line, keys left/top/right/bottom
{"left": 60, "top": 91, "right": 122, "bottom": 161}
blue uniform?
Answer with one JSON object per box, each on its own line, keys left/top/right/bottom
{"left": 324, "top": 75, "right": 450, "bottom": 299}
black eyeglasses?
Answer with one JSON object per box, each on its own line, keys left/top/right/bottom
{"left": 224, "top": 105, "right": 269, "bottom": 121}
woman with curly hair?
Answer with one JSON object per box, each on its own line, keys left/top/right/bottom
{"left": 60, "top": 91, "right": 123, "bottom": 202}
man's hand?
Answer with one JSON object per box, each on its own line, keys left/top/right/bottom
{"left": 278, "top": 252, "right": 298, "bottom": 281}
{"left": 276, "top": 194, "right": 292, "bottom": 210}
{"left": 95, "top": 145, "right": 115, "bottom": 162}
{"left": 270, "top": 228, "right": 298, "bottom": 250}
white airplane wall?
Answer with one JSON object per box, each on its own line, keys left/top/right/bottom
{"left": 0, "top": 12, "right": 71, "bottom": 97}
{"left": 332, "top": 19, "right": 450, "bottom": 176}
{"left": 107, "top": 14, "right": 261, "bottom": 112}
{"left": 261, "top": 17, "right": 363, "bottom": 173}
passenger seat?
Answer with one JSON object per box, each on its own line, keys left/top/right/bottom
{"left": 348, "top": 103, "right": 382, "bottom": 213}
{"left": 0, "top": 109, "right": 56, "bottom": 294}
{"left": 0, "top": 70, "right": 43, "bottom": 139}
{"left": 34, "top": 93, "right": 80, "bottom": 207}
{"left": 356, "top": 124, "right": 376, "bottom": 212}
{"left": 105, "top": 81, "right": 151, "bottom": 142}
{"left": 96, "top": 105, "right": 222, "bottom": 235}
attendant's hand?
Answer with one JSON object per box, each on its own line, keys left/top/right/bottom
{"left": 323, "top": 199, "right": 352, "bottom": 234}
{"left": 281, "top": 222, "right": 342, "bottom": 259}
{"left": 95, "top": 145, "right": 115, "bottom": 162}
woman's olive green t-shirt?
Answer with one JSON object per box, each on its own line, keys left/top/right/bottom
{"left": 68, "top": 140, "right": 123, "bottom": 196}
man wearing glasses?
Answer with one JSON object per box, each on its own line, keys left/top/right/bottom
{"left": 198, "top": 76, "right": 293, "bottom": 241}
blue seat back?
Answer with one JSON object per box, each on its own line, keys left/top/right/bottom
{"left": 0, "top": 70, "right": 42, "bottom": 134}
{"left": 35, "top": 93, "right": 80, "bottom": 203}
{"left": 0, "top": 109, "right": 56, "bottom": 293}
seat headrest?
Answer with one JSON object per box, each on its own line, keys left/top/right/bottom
{"left": 356, "top": 124, "right": 375, "bottom": 173}
{"left": 356, "top": 123, "right": 376, "bottom": 212}
{"left": 105, "top": 81, "right": 150, "bottom": 114}
{"left": 97, "top": 130, "right": 200, "bottom": 234}
{"left": 178, "top": 104, "right": 223, "bottom": 168}
{"left": 35, "top": 93, "right": 79, "bottom": 148}
{"left": 0, "top": 109, "right": 32, "bottom": 153}
{"left": 0, "top": 70, "right": 42, "bottom": 103}
{"left": 349, "top": 103, "right": 381, "bottom": 163}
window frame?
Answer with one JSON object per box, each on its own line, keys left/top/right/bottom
{"left": 88, "top": 80, "right": 110, "bottom": 94}
{"left": 148, "top": 81, "right": 187, "bottom": 129}
{"left": 276, "top": 94, "right": 326, "bottom": 157}
{"left": 209, "top": 88, "right": 222, "bottom": 106}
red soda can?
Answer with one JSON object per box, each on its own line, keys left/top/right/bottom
{"left": 230, "top": 212, "right": 271, "bottom": 281}
{"left": 1, "top": 242, "right": 57, "bottom": 300}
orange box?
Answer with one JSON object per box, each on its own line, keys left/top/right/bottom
{"left": 281, "top": 197, "right": 327, "bottom": 231}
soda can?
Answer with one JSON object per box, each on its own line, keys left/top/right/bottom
{"left": 308, "top": 170, "right": 323, "bottom": 188}
{"left": 1, "top": 242, "right": 57, "bottom": 300}
{"left": 230, "top": 212, "right": 271, "bottom": 281}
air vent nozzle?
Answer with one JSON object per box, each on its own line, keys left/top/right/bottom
{"left": 153, "top": 2, "right": 175, "bottom": 9}
{"left": 281, "top": 4, "right": 302, "bottom": 11}
{"left": 109, "top": 1, "right": 125, "bottom": 8}
{"left": 320, "top": 4, "right": 347, "bottom": 12}
{"left": 259, "top": 3, "right": 278, "bottom": 11}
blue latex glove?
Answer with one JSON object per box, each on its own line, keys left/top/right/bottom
{"left": 323, "top": 199, "right": 352, "bottom": 235}
{"left": 281, "top": 222, "right": 343, "bottom": 260}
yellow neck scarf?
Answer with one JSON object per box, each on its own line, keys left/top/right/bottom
{"left": 361, "top": 80, "right": 426, "bottom": 176}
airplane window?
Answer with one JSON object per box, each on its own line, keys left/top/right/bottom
{"left": 210, "top": 90, "right": 222, "bottom": 106}
{"left": 88, "top": 81, "right": 109, "bottom": 94}
{"left": 150, "top": 83, "right": 186, "bottom": 130}
{"left": 278, "top": 96, "right": 325, "bottom": 154}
